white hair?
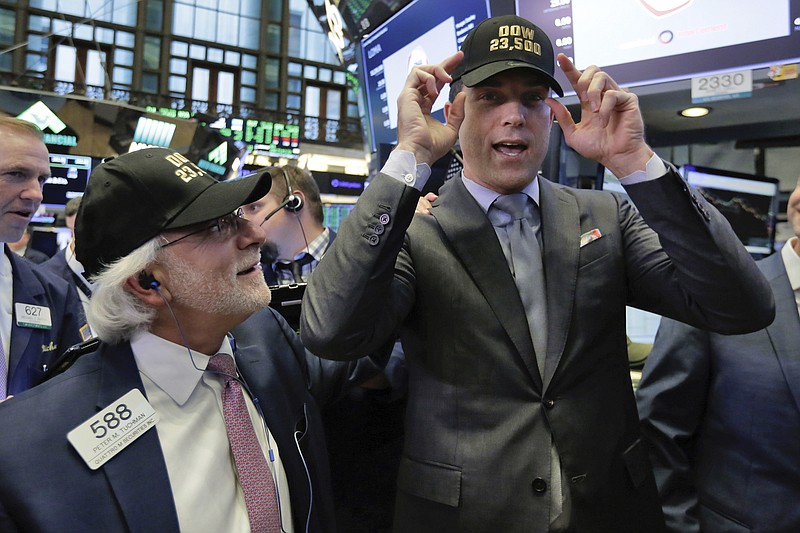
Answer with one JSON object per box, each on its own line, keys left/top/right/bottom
{"left": 86, "top": 237, "right": 162, "bottom": 343}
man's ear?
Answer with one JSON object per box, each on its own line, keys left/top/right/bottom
{"left": 124, "top": 274, "right": 170, "bottom": 306}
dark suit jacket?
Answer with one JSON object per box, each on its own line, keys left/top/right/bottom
{"left": 636, "top": 251, "right": 800, "bottom": 533}
{"left": 6, "top": 245, "right": 86, "bottom": 394}
{"left": 21, "top": 246, "right": 50, "bottom": 264}
{"left": 0, "top": 306, "right": 375, "bottom": 532}
{"left": 40, "top": 248, "right": 71, "bottom": 283}
{"left": 40, "top": 248, "right": 91, "bottom": 317}
{"left": 300, "top": 169, "right": 774, "bottom": 533}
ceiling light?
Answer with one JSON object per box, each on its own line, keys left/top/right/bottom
{"left": 679, "top": 106, "right": 711, "bottom": 118}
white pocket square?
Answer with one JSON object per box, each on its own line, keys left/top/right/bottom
{"left": 580, "top": 229, "right": 603, "bottom": 248}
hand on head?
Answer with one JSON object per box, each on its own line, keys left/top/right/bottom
{"left": 547, "top": 54, "right": 654, "bottom": 177}
{"left": 395, "top": 52, "right": 466, "bottom": 166}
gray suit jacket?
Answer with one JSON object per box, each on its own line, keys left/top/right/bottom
{"left": 300, "top": 169, "right": 774, "bottom": 533}
{"left": 637, "top": 251, "right": 800, "bottom": 533}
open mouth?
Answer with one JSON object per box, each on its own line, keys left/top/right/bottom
{"left": 494, "top": 142, "right": 528, "bottom": 157}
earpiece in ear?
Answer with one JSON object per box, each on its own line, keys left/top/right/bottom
{"left": 284, "top": 193, "right": 303, "bottom": 212}
{"left": 281, "top": 168, "right": 303, "bottom": 213}
{"left": 138, "top": 271, "right": 160, "bottom": 290}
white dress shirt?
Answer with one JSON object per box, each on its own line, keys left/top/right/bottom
{"left": 0, "top": 249, "right": 13, "bottom": 378}
{"left": 65, "top": 244, "right": 92, "bottom": 315}
{"left": 781, "top": 237, "right": 800, "bottom": 317}
{"left": 131, "top": 331, "right": 294, "bottom": 532}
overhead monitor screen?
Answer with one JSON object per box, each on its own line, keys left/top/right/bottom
{"left": 33, "top": 153, "right": 92, "bottom": 224}
{"left": 218, "top": 118, "right": 301, "bottom": 159}
{"left": 359, "top": 0, "right": 492, "bottom": 152}
{"left": 42, "top": 153, "right": 91, "bottom": 209}
{"left": 517, "top": 0, "right": 800, "bottom": 92}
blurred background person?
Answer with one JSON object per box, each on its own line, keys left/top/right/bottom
{"left": 636, "top": 175, "right": 800, "bottom": 532}
{"left": 41, "top": 196, "right": 92, "bottom": 318}
{"left": 243, "top": 165, "right": 329, "bottom": 286}
{"left": 0, "top": 117, "right": 88, "bottom": 399}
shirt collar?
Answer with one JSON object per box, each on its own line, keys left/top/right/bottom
{"left": 0, "top": 247, "right": 12, "bottom": 353}
{"left": 130, "top": 330, "right": 234, "bottom": 406}
{"left": 65, "top": 245, "right": 93, "bottom": 289}
{"left": 295, "top": 227, "right": 330, "bottom": 262}
{"left": 0, "top": 245, "right": 12, "bottom": 281}
{"left": 781, "top": 237, "right": 800, "bottom": 291}
{"left": 460, "top": 173, "right": 541, "bottom": 213}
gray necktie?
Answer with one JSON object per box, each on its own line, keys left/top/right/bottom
{"left": 489, "top": 193, "right": 548, "bottom": 377}
{"left": 490, "top": 194, "right": 564, "bottom": 526}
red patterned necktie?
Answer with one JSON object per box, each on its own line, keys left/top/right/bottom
{"left": 208, "top": 353, "right": 281, "bottom": 533}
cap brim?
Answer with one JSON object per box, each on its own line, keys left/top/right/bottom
{"left": 166, "top": 168, "right": 273, "bottom": 229}
{"left": 461, "top": 62, "right": 564, "bottom": 97}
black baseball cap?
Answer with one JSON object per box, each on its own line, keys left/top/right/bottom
{"left": 451, "top": 15, "right": 564, "bottom": 97}
{"left": 76, "top": 147, "right": 272, "bottom": 277}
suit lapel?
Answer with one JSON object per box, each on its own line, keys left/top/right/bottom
{"left": 235, "top": 333, "right": 315, "bottom": 523}
{"left": 761, "top": 253, "right": 800, "bottom": 415}
{"left": 433, "top": 177, "right": 542, "bottom": 388}
{"left": 8, "top": 250, "right": 42, "bottom": 390}
{"left": 538, "top": 180, "right": 579, "bottom": 390}
{"left": 97, "top": 344, "right": 180, "bottom": 533}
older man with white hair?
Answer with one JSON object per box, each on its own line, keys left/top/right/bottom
{"left": 0, "top": 147, "right": 381, "bottom": 532}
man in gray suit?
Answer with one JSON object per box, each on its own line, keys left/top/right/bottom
{"left": 636, "top": 177, "right": 800, "bottom": 532}
{"left": 300, "top": 15, "right": 774, "bottom": 533}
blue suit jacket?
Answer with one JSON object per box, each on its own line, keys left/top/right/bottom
{"left": 637, "top": 251, "right": 800, "bottom": 532}
{"left": 6, "top": 246, "right": 87, "bottom": 394}
{"left": 0, "top": 306, "right": 376, "bottom": 532}
{"left": 40, "top": 248, "right": 71, "bottom": 284}
{"left": 22, "top": 246, "right": 50, "bottom": 264}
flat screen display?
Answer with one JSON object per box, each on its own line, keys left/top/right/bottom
{"left": 603, "top": 162, "right": 779, "bottom": 256}
{"left": 681, "top": 164, "right": 780, "bottom": 255}
{"left": 359, "top": 0, "right": 492, "bottom": 152}
{"left": 41, "top": 153, "right": 91, "bottom": 209}
{"left": 517, "top": 0, "right": 800, "bottom": 92}
{"left": 320, "top": 194, "right": 358, "bottom": 232}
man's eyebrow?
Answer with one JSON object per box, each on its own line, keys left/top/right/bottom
{"left": 0, "top": 164, "right": 45, "bottom": 176}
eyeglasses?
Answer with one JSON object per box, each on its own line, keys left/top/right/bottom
{"left": 160, "top": 208, "right": 245, "bottom": 249}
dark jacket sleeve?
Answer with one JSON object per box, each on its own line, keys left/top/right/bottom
{"left": 636, "top": 317, "right": 710, "bottom": 533}
{"left": 623, "top": 168, "right": 774, "bottom": 334}
{"left": 235, "top": 307, "right": 386, "bottom": 407}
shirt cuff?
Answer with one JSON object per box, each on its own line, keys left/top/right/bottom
{"left": 380, "top": 149, "right": 431, "bottom": 191}
{"left": 618, "top": 153, "right": 667, "bottom": 185}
